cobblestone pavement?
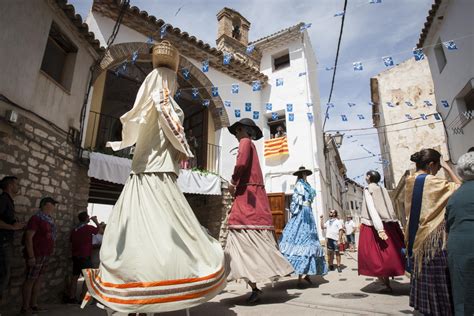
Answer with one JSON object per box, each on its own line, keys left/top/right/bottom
{"left": 2, "top": 251, "right": 415, "bottom": 316}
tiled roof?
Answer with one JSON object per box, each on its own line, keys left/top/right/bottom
{"left": 417, "top": 0, "right": 442, "bottom": 49}
{"left": 56, "top": 0, "right": 105, "bottom": 54}
{"left": 91, "top": 0, "right": 267, "bottom": 84}
{"left": 250, "top": 23, "right": 304, "bottom": 48}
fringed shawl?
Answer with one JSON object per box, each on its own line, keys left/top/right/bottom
{"left": 107, "top": 67, "right": 193, "bottom": 159}
{"left": 404, "top": 172, "right": 459, "bottom": 272}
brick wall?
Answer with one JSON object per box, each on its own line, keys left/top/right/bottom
{"left": 0, "top": 115, "right": 89, "bottom": 309}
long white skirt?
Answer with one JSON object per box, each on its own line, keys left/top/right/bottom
{"left": 83, "top": 173, "right": 226, "bottom": 313}
{"left": 225, "top": 229, "right": 294, "bottom": 283}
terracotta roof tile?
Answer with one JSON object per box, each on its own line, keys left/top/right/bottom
{"left": 417, "top": 0, "right": 442, "bottom": 49}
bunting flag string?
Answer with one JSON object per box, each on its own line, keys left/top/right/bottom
{"left": 245, "top": 103, "right": 252, "bottom": 112}
{"left": 246, "top": 45, "right": 255, "bottom": 55}
{"left": 202, "top": 59, "right": 209, "bottom": 73}
{"left": 382, "top": 56, "right": 394, "bottom": 67}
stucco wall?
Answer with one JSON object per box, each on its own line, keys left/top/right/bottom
{"left": 0, "top": 0, "right": 96, "bottom": 132}
{"left": 373, "top": 58, "right": 449, "bottom": 189}
{"left": 422, "top": 0, "right": 474, "bottom": 162}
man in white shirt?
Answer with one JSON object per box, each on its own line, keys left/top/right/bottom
{"left": 344, "top": 216, "right": 356, "bottom": 252}
{"left": 320, "top": 210, "right": 344, "bottom": 272}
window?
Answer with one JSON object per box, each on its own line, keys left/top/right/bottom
{"left": 272, "top": 49, "right": 290, "bottom": 71}
{"left": 350, "top": 201, "right": 354, "bottom": 210}
{"left": 266, "top": 113, "right": 286, "bottom": 138}
{"left": 40, "top": 22, "right": 78, "bottom": 90}
{"left": 456, "top": 80, "right": 474, "bottom": 127}
{"left": 434, "top": 38, "right": 447, "bottom": 73}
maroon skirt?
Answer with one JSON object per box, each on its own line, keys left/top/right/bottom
{"left": 358, "top": 222, "right": 405, "bottom": 277}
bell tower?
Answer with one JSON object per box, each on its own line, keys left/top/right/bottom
{"left": 216, "top": 8, "right": 250, "bottom": 49}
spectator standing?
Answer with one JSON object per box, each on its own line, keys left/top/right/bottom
{"left": 344, "top": 216, "right": 356, "bottom": 252}
{"left": 0, "top": 176, "right": 25, "bottom": 303}
{"left": 91, "top": 223, "right": 106, "bottom": 268}
{"left": 21, "top": 197, "right": 58, "bottom": 314}
{"left": 66, "top": 212, "right": 100, "bottom": 304}
{"left": 320, "top": 210, "right": 345, "bottom": 272}
{"left": 445, "top": 152, "right": 474, "bottom": 315}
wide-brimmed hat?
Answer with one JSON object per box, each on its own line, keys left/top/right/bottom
{"left": 293, "top": 166, "right": 312, "bottom": 176}
{"left": 228, "top": 118, "right": 263, "bottom": 140}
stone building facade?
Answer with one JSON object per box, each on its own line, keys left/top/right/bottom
{"left": 0, "top": 0, "right": 102, "bottom": 309}
{"left": 370, "top": 58, "right": 449, "bottom": 190}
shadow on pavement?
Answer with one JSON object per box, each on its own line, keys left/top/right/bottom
{"left": 159, "top": 302, "right": 238, "bottom": 316}
{"left": 360, "top": 280, "right": 411, "bottom": 296}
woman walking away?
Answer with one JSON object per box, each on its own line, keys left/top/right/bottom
{"left": 446, "top": 151, "right": 474, "bottom": 315}
{"left": 279, "top": 166, "right": 328, "bottom": 288}
{"left": 358, "top": 170, "right": 405, "bottom": 292}
{"left": 405, "top": 149, "right": 461, "bottom": 316}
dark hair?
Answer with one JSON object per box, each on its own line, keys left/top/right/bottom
{"left": 0, "top": 176, "right": 18, "bottom": 190}
{"left": 468, "top": 147, "right": 474, "bottom": 153}
{"left": 410, "top": 148, "right": 441, "bottom": 170}
{"left": 78, "top": 211, "right": 89, "bottom": 223}
{"left": 329, "top": 209, "right": 338, "bottom": 217}
{"left": 366, "top": 170, "right": 381, "bottom": 183}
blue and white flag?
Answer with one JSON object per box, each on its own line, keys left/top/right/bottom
{"left": 307, "top": 113, "right": 314, "bottom": 123}
{"left": 357, "top": 114, "right": 365, "bottom": 120}
{"left": 443, "top": 40, "right": 457, "bottom": 50}
{"left": 276, "top": 78, "right": 284, "bottom": 87}
{"left": 245, "top": 103, "right": 252, "bottom": 112}
{"left": 306, "top": 103, "right": 313, "bottom": 107}
{"left": 131, "top": 51, "right": 139, "bottom": 64}
{"left": 327, "top": 103, "right": 335, "bottom": 108}
{"left": 369, "top": 0, "right": 382, "bottom": 3}
{"left": 353, "top": 61, "right": 363, "bottom": 71}
{"left": 192, "top": 88, "right": 199, "bottom": 99}
{"left": 174, "top": 89, "right": 181, "bottom": 99}
{"left": 286, "top": 104, "right": 293, "bottom": 112}
{"left": 368, "top": 101, "right": 375, "bottom": 106}
{"left": 325, "top": 66, "right": 334, "bottom": 71}
{"left": 383, "top": 56, "right": 394, "bottom": 67}
{"left": 252, "top": 80, "right": 261, "bottom": 91}
{"left": 181, "top": 68, "right": 190, "bottom": 80}
{"left": 413, "top": 48, "right": 425, "bottom": 61}
{"left": 231, "top": 84, "right": 239, "bottom": 94}
{"left": 121, "top": 62, "right": 128, "bottom": 73}
{"left": 434, "top": 113, "right": 442, "bottom": 120}
{"left": 420, "top": 113, "right": 428, "bottom": 120}
{"left": 341, "top": 114, "right": 348, "bottom": 122}
{"left": 246, "top": 45, "right": 255, "bottom": 54}
{"left": 405, "top": 101, "right": 413, "bottom": 107}
{"left": 300, "top": 23, "right": 312, "bottom": 32}
{"left": 441, "top": 100, "right": 449, "bottom": 108}
{"left": 202, "top": 99, "right": 210, "bottom": 107}
{"left": 386, "top": 102, "right": 395, "bottom": 107}
{"left": 253, "top": 111, "right": 260, "bottom": 120}
{"left": 223, "top": 52, "right": 232, "bottom": 65}
{"left": 146, "top": 35, "right": 154, "bottom": 44}
{"left": 202, "top": 60, "right": 209, "bottom": 73}
{"left": 334, "top": 11, "right": 345, "bottom": 17}
{"left": 325, "top": 112, "right": 329, "bottom": 119}
{"left": 235, "top": 109, "right": 241, "bottom": 118}
{"left": 211, "top": 86, "right": 219, "bottom": 97}
{"left": 298, "top": 72, "right": 307, "bottom": 77}
{"left": 224, "top": 100, "right": 231, "bottom": 107}
{"left": 272, "top": 112, "right": 279, "bottom": 121}
{"left": 405, "top": 114, "right": 413, "bottom": 120}
{"left": 266, "top": 103, "right": 273, "bottom": 111}
{"left": 289, "top": 113, "right": 295, "bottom": 121}
{"left": 348, "top": 102, "right": 356, "bottom": 107}
{"left": 424, "top": 100, "right": 433, "bottom": 107}
{"left": 160, "top": 24, "right": 168, "bottom": 39}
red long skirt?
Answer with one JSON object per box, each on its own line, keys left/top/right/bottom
{"left": 358, "top": 222, "right": 405, "bottom": 277}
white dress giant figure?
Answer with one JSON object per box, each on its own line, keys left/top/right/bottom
{"left": 82, "top": 44, "right": 226, "bottom": 314}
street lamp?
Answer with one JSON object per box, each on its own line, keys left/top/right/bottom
{"left": 332, "top": 132, "right": 344, "bottom": 148}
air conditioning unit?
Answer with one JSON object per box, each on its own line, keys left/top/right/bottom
{"left": 5, "top": 110, "right": 18, "bottom": 124}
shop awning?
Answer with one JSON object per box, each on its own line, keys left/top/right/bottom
{"left": 88, "top": 152, "right": 221, "bottom": 196}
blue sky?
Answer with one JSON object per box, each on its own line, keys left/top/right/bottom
{"left": 69, "top": 0, "right": 433, "bottom": 184}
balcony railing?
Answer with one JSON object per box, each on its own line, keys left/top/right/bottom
{"left": 85, "top": 110, "right": 221, "bottom": 173}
